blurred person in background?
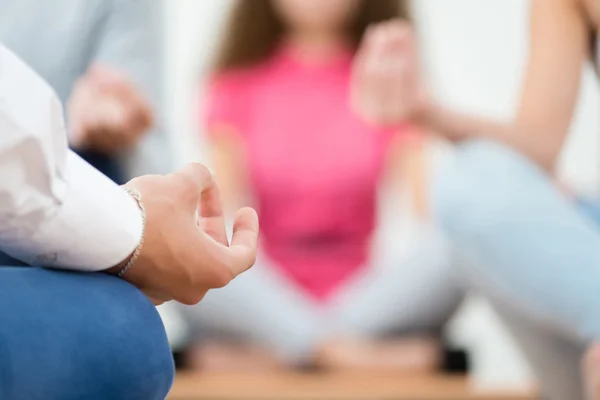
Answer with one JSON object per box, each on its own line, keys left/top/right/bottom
{"left": 0, "top": 0, "right": 169, "bottom": 183}
{"left": 174, "top": 0, "right": 462, "bottom": 373}
{"left": 0, "top": 0, "right": 169, "bottom": 266}
{"left": 351, "top": 0, "right": 600, "bottom": 398}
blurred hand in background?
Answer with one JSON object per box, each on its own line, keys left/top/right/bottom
{"left": 68, "top": 64, "right": 154, "bottom": 154}
{"left": 351, "top": 19, "right": 429, "bottom": 127}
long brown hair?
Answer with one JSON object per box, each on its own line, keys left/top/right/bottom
{"left": 212, "top": 0, "right": 411, "bottom": 73}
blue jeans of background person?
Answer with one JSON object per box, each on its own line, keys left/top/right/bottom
{"left": 0, "top": 267, "right": 174, "bottom": 400}
{"left": 433, "top": 139, "right": 600, "bottom": 400}
{"left": 75, "top": 149, "right": 125, "bottom": 185}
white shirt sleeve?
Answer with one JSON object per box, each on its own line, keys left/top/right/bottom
{"left": 0, "top": 44, "right": 143, "bottom": 271}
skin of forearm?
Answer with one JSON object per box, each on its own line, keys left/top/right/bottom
{"left": 423, "top": 103, "right": 562, "bottom": 173}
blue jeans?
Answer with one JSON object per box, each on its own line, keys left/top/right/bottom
{"left": 0, "top": 267, "right": 174, "bottom": 400}
{"left": 433, "top": 140, "right": 600, "bottom": 399}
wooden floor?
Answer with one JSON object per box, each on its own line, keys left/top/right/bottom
{"left": 169, "top": 372, "right": 539, "bottom": 400}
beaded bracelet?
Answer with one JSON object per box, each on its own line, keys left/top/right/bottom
{"left": 117, "top": 187, "right": 146, "bottom": 278}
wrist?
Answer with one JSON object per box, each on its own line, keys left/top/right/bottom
{"left": 105, "top": 250, "right": 135, "bottom": 275}
{"left": 105, "top": 187, "right": 145, "bottom": 277}
{"left": 414, "top": 95, "right": 438, "bottom": 127}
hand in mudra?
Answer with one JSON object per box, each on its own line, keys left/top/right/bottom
{"left": 69, "top": 65, "right": 154, "bottom": 154}
{"left": 107, "top": 163, "right": 259, "bottom": 306}
{"left": 351, "top": 20, "right": 430, "bottom": 127}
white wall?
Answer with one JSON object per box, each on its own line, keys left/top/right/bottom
{"left": 164, "top": 0, "right": 232, "bottom": 166}
{"left": 414, "top": 0, "right": 600, "bottom": 192}
{"left": 163, "top": 0, "right": 600, "bottom": 387}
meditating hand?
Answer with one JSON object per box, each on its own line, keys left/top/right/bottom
{"left": 351, "top": 19, "right": 429, "bottom": 127}
{"left": 68, "top": 64, "right": 154, "bottom": 154}
{"left": 107, "top": 163, "right": 259, "bottom": 306}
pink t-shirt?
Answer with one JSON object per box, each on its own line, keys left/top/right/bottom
{"left": 204, "top": 45, "right": 407, "bottom": 300}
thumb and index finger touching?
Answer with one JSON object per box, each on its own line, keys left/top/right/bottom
{"left": 172, "top": 163, "right": 259, "bottom": 277}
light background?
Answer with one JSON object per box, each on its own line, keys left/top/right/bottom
{"left": 162, "top": 0, "right": 600, "bottom": 387}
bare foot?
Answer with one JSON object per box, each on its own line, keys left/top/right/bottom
{"left": 315, "top": 336, "right": 441, "bottom": 374}
{"left": 185, "top": 342, "right": 284, "bottom": 373}
{"left": 583, "top": 343, "right": 600, "bottom": 400}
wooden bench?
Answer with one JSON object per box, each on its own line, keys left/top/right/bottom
{"left": 169, "top": 372, "right": 539, "bottom": 400}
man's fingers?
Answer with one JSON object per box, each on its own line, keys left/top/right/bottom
{"left": 230, "top": 207, "right": 259, "bottom": 247}
{"left": 177, "top": 163, "right": 214, "bottom": 192}
{"left": 171, "top": 163, "right": 214, "bottom": 211}
{"left": 227, "top": 207, "right": 259, "bottom": 275}
{"left": 198, "top": 181, "right": 228, "bottom": 246}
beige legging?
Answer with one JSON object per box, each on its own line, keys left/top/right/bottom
{"left": 175, "top": 225, "right": 463, "bottom": 364}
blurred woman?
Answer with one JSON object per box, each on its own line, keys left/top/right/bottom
{"left": 350, "top": 0, "right": 600, "bottom": 398}
{"left": 179, "top": 0, "right": 462, "bottom": 372}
